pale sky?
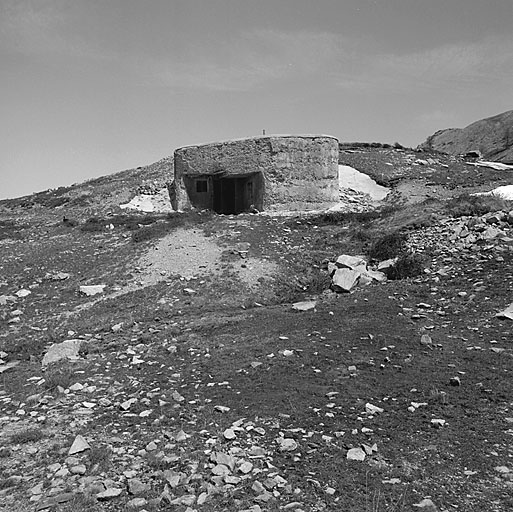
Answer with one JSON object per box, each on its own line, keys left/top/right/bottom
{"left": 1, "top": 0, "right": 512, "bottom": 199}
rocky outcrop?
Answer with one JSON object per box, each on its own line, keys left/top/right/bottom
{"left": 418, "top": 110, "right": 513, "bottom": 163}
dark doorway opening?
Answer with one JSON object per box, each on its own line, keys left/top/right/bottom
{"left": 212, "top": 173, "right": 263, "bottom": 214}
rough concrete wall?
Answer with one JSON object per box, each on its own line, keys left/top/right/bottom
{"left": 173, "top": 135, "right": 339, "bottom": 211}
{"left": 264, "top": 137, "right": 339, "bottom": 210}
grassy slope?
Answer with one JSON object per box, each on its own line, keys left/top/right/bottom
{"left": 0, "top": 150, "right": 512, "bottom": 511}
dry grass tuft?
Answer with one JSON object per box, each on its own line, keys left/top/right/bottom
{"left": 445, "top": 193, "right": 512, "bottom": 218}
{"left": 10, "top": 428, "right": 45, "bottom": 445}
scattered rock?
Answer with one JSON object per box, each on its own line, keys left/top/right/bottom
{"left": 276, "top": 438, "right": 298, "bottom": 452}
{"left": 346, "top": 447, "right": 366, "bottom": 461}
{"left": 35, "top": 493, "right": 75, "bottom": 511}
{"left": 70, "top": 464, "right": 86, "bottom": 475}
{"left": 377, "top": 258, "right": 398, "bottom": 272}
{"left": 332, "top": 268, "right": 361, "bottom": 292}
{"left": 223, "top": 428, "right": 236, "bottom": 440}
{"left": 0, "top": 361, "right": 20, "bottom": 374}
{"left": 128, "top": 478, "right": 151, "bottom": 495}
{"left": 111, "top": 322, "right": 123, "bottom": 332}
{"left": 79, "top": 285, "right": 106, "bottom": 296}
{"left": 97, "top": 487, "right": 123, "bottom": 500}
{"left": 335, "top": 254, "right": 367, "bottom": 270}
{"left": 239, "top": 461, "right": 254, "bottom": 474}
{"left": 450, "top": 376, "right": 461, "bottom": 386}
{"left": 365, "top": 403, "right": 384, "bottom": 415}
{"left": 420, "top": 334, "right": 433, "bottom": 348}
{"left": 412, "top": 498, "right": 439, "bottom": 511}
{"left": 0, "top": 295, "right": 17, "bottom": 306}
{"left": 42, "top": 339, "right": 82, "bottom": 367}
{"left": 68, "top": 435, "right": 90, "bottom": 455}
{"left": 44, "top": 272, "right": 70, "bottom": 281}
{"left": 496, "top": 303, "right": 513, "bottom": 320}
{"left": 126, "top": 497, "right": 148, "bottom": 509}
{"left": 292, "top": 301, "right": 317, "bottom": 311}
{"left": 172, "top": 390, "right": 185, "bottom": 402}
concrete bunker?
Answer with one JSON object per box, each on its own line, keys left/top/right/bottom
{"left": 183, "top": 171, "right": 264, "bottom": 214}
{"left": 172, "top": 135, "right": 339, "bottom": 213}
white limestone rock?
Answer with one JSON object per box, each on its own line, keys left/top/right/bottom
{"left": 42, "top": 339, "right": 82, "bottom": 367}
{"left": 332, "top": 268, "right": 360, "bottom": 292}
{"left": 79, "top": 285, "right": 106, "bottom": 296}
{"left": 68, "top": 435, "right": 90, "bottom": 455}
{"left": 335, "top": 254, "right": 367, "bottom": 271}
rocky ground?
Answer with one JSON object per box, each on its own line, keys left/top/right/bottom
{"left": 1, "top": 149, "right": 513, "bottom": 512}
{"left": 339, "top": 147, "right": 513, "bottom": 206}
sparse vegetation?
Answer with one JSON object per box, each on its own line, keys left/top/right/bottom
{"left": 0, "top": 475, "right": 22, "bottom": 490}
{"left": 62, "top": 216, "right": 79, "bottom": 227}
{"left": 88, "top": 444, "right": 112, "bottom": 473}
{"left": 43, "top": 362, "right": 77, "bottom": 390}
{"left": 299, "top": 269, "right": 332, "bottom": 295}
{"left": 385, "top": 252, "right": 425, "bottom": 280}
{"left": 368, "top": 232, "right": 408, "bottom": 261}
{"left": 317, "top": 205, "right": 401, "bottom": 225}
{"left": 110, "top": 213, "right": 160, "bottom": 229}
{"left": 41, "top": 442, "right": 66, "bottom": 461}
{"left": 131, "top": 211, "right": 213, "bottom": 242}
{"left": 445, "top": 193, "right": 511, "bottom": 218}
{"left": 146, "top": 450, "right": 174, "bottom": 470}
{"left": 80, "top": 216, "right": 106, "bottom": 232}
{"left": 2, "top": 145, "right": 513, "bottom": 511}
{"left": 274, "top": 268, "right": 332, "bottom": 303}
{"left": 0, "top": 220, "right": 29, "bottom": 240}
{"left": 81, "top": 212, "right": 168, "bottom": 233}
{"left": 131, "top": 220, "right": 176, "bottom": 242}
{"left": 57, "top": 494, "right": 102, "bottom": 512}
{"left": 10, "top": 428, "right": 44, "bottom": 445}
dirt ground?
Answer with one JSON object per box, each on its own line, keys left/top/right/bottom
{"left": 0, "top": 149, "right": 513, "bottom": 512}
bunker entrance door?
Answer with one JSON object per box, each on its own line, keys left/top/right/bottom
{"left": 212, "top": 173, "right": 262, "bottom": 214}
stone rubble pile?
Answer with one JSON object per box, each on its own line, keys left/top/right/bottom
{"left": 136, "top": 181, "right": 169, "bottom": 196}
{"left": 409, "top": 209, "right": 513, "bottom": 255}
{"left": 336, "top": 188, "right": 379, "bottom": 213}
{"left": 328, "top": 254, "right": 387, "bottom": 293}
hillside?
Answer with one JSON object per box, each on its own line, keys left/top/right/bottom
{"left": 4, "top": 144, "right": 513, "bottom": 218}
{"left": 418, "top": 110, "right": 513, "bottom": 163}
{"left": 0, "top": 156, "right": 174, "bottom": 216}
{"left": 1, "top": 148, "right": 513, "bottom": 511}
